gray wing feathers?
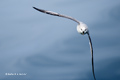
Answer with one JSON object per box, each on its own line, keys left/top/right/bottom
{"left": 33, "top": 7, "right": 80, "bottom": 24}
{"left": 87, "top": 33, "right": 96, "bottom": 80}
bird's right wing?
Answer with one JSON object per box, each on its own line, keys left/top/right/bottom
{"left": 33, "top": 7, "right": 80, "bottom": 24}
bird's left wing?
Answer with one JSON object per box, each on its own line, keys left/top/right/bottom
{"left": 87, "top": 33, "right": 96, "bottom": 80}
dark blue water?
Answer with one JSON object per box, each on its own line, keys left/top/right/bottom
{"left": 0, "top": 0, "right": 120, "bottom": 80}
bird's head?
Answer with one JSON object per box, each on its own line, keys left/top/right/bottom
{"left": 77, "top": 22, "right": 89, "bottom": 35}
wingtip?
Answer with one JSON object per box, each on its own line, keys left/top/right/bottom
{"left": 32, "top": 7, "right": 40, "bottom": 11}
{"left": 33, "top": 6, "right": 36, "bottom": 9}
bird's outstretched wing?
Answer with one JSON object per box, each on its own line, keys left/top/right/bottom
{"left": 87, "top": 33, "right": 96, "bottom": 80}
{"left": 33, "top": 7, "right": 80, "bottom": 24}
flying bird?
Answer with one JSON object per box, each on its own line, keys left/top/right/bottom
{"left": 33, "top": 7, "right": 96, "bottom": 80}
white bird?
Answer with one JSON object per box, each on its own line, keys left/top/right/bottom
{"left": 33, "top": 7, "right": 96, "bottom": 80}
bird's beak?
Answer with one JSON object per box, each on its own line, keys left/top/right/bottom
{"left": 82, "top": 32, "right": 84, "bottom": 35}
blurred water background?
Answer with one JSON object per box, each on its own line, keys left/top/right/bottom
{"left": 0, "top": 0, "right": 120, "bottom": 80}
